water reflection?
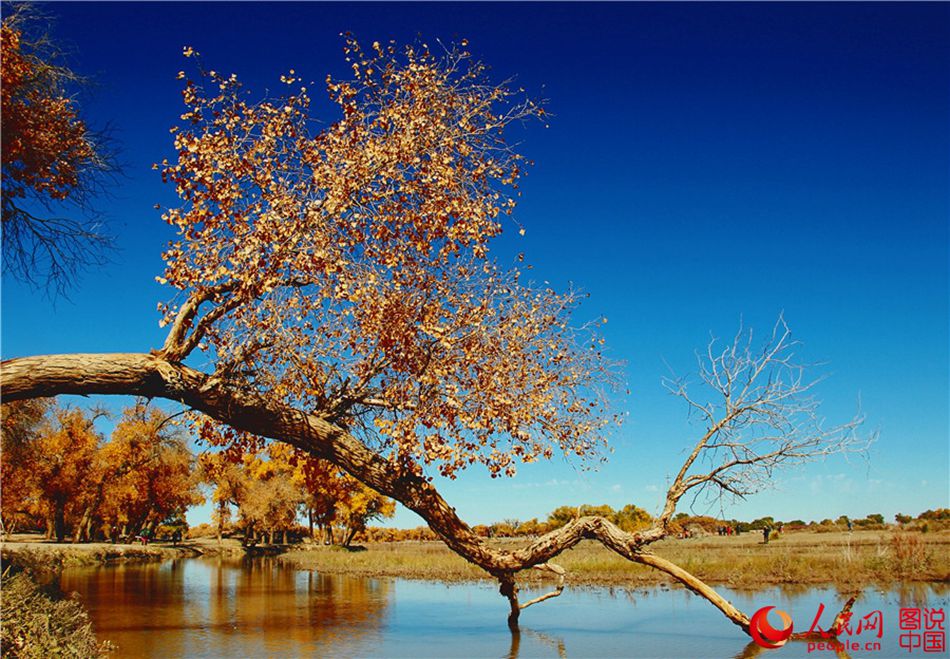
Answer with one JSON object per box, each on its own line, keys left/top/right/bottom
{"left": 61, "top": 558, "right": 391, "bottom": 657}
{"left": 59, "top": 560, "right": 949, "bottom": 658}
{"left": 508, "top": 628, "right": 569, "bottom": 659}
{"left": 734, "top": 639, "right": 851, "bottom": 659}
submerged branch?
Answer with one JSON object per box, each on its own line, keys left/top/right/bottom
{"left": 519, "top": 562, "right": 566, "bottom": 610}
{"left": 0, "top": 351, "right": 854, "bottom": 636}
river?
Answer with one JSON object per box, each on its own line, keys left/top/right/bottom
{"left": 59, "top": 558, "right": 947, "bottom": 658}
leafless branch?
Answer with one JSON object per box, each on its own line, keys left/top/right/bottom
{"left": 658, "top": 315, "right": 875, "bottom": 522}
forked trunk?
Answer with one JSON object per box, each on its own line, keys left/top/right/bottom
{"left": 0, "top": 351, "right": 852, "bottom": 636}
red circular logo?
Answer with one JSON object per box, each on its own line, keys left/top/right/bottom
{"left": 750, "top": 606, "right": 794, "bottom": 649}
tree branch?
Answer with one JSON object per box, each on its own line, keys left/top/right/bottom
{"left": 0, "top": 351, "right": 857, "bottom": 636}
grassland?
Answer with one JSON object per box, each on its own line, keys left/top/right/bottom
{"left": 281, "top": 530, "right": 950, "bottom": 589}
{"left": 3, "top": 529, "right": 946, "bottom": 591}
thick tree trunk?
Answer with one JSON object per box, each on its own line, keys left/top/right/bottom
{"left": 343, "top": 527, "right": 357, "bottom": 547}
{"left": 74, "top": 505, "right": 93, "bottom": 543}
{"left": 74, "top": 474, "right": 114, "bottom": 544}
{"left": 53, "top": 500, "right": 66, "bottom": 543}
{"left": 2, "top": 353, "right": 530, "bottom": 570}
{"left": 216, "top": 500, "right": 227, "bottom": 544}
{"left": 1, "top": 351, "right": 845, "bottom": 635}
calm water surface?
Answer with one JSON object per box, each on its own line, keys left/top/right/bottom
{"left": 59, "top": 558, "right": 947, "bottom": 658}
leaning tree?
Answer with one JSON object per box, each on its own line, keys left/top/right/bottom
{"left": 0, "top": 38, "right": 870, "bottom": 636}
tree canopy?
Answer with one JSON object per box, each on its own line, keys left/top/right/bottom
{"left": 158, "top": 38, "right": 619, "bottom": 480}
{"left": 0, "top": 35, "right": 869, "bottom": 638}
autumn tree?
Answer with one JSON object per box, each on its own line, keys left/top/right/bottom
{"left": 24, "top": 405, "right": 101, "bottom": 542}
{"left": 543, "top": 503, "right": 651, "bottom": 534}
{"left": 336, "top": 482, "right": 396, "bottom": 546}
{"left": 202, "top": 444, "right": 303, "bottom": 545}
{"left": 1, "top": 399, "right": 202, "bottom": 542}
{"left": 0, "top": 398, "right": 52, "bottom": 534}
{"left": 199, "top": 439, "right": 396, "bottom": 545}
{"left": 232, "top": 447, "right": 305, "bottom": 545}
{"left": 199, "top": 452, "right": 248, "bottom": 542}
{"left": 297, "top": 457, "right": 344, "bottom": 543}
{"left": 1, "top": 5, "right": 115, "bottom": 293}
{"left": 0, "top": 39, "right": 870, "bottom": 637}
{"left": 93, "top": 402, "right": 202, "bottom": 540}
{"left": 288, "top": 450, "right": 396, "bottom": 546}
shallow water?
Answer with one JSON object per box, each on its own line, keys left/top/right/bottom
{"left": 59, "top": 558, "right": 947, "bottom": 658}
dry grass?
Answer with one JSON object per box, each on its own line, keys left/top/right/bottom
{"left": 281, "top": 530, "right": 950, "bottom": 589}
{"left": 4, "top": 530, "right": 946, "bottom": 590}
{"left": 0, "top": 568, "right": 113, "bottom": 658}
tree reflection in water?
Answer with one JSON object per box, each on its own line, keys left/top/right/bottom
{"left": 59, "top": 561, "right": 949, "bottom": 658}
{"left": 60, "top": 557, "right": 391, "bottom": 656}
{"left": 507, "top": 628, "right": 568, "bottom": 659}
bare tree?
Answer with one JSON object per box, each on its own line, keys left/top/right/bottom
{"left": 1, "top": 4, "right": 117, "bottom": 294}
{"left": 657, "top": 315, "right": 872, "bottom": 522}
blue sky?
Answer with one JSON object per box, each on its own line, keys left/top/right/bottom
{"left": 3, "top": 3, "right": 947, "bottom": 527}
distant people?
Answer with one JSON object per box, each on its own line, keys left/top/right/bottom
{"left": 763, "top": 526, "right": 771, "bottom": 544}
{"left": 846, "top": 519, "right": 853, "bottom": 533}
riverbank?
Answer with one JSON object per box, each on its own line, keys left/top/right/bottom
{"left": 280, "top": 530, "right": 950, "bottom": 589}
{"left": 0, "top": 534, "right": 245, "bottom": 573}
{"left": 3, "top": 530, "right": 947, "bottom": 590}
{"left": 2, "top": 569, "right": 113, "bottom": 658}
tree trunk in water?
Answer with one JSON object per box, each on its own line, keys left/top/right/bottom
{"left": 0, "top": 351, "right": 855, "bottom": 635}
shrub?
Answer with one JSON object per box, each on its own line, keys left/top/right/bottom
{"left": 889, "top": 533, "right": 932, "bottom": 577}
{"left": 0, "top": 568, "right": 112, "bottom": 657}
